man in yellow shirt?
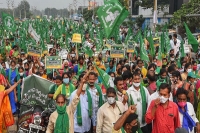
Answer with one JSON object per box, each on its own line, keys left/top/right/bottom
{"left": 113, "top": 105, "right": 138, "bottom": 133}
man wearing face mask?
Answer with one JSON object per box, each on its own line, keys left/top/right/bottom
{"left": 145, "top": 83, "right": 180, "bottom": 133}
{"left": 113, "top": 105, "right": 139, "bottom": 133}
{"left": 96, "top": 87, "right": 125, "bottom": 133}
{"left": 114, "top": 76, "right": 128, "bottom": 110}
{"left": 127, "top": 72, "right": 150, "bottom": 133}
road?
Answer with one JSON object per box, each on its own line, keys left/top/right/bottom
{"left": 7, "top": 116, "right": 18, "bottom": 133}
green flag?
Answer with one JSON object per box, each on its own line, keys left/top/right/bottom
{"left": 2, "top": 12, "right": 16, "bottom": 32}
{"left": 95, "top": 65, "right": 114, "bottom": 89}
{"left": 180, "top": 40, "right": 186, "bottom": 57}
{"left": 83, "top": 45, "right": 93, "bottom": 57}
{"left": 184, "top": 22, "right": 198, "bottom": 52}
{"left": 139, "top": 32, "right": 149, "bottom": 62}
{"left": 97, "top": 1, "right": 129, "bottom": 38}
{"left": 147, "top": 30, "right": 155, "bottom": 57}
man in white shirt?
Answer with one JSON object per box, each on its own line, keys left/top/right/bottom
{"left": 126, "top": 72, "right": 151, "bottom": 133}
{"left": 169, "top": 35, "right": 174, "bottom": 50}
{"left": 96, "top": 87, "right": 125, "bottom": 133}
{"left": 70, "top": 83, "right": 93, "bottom": 133}
{"left": 173, "top": 34, "right": 181, "bottom": 56}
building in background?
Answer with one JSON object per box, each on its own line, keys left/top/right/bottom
{"left": 130, "top": 0, "right": 189, "bottom": 28}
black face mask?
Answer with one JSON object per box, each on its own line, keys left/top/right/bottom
{"left": 25, "top": 68, "right": 29, "bottom": 71}
{"left": 131, "top": 125, "right": 138, "bottom": 133}
{"left": 64, "top": 66, "right": 68, "bottom": 69}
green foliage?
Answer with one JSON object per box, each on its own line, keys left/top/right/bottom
{"left": 170, "top": 0, "right": 200, "bottom": 30}
{"left": 83, "top": 7, "right": 99, "bottom": 22}
{"left": 135, "top": 15, "right": 145, "bottom": 28}
{"left": 135, "top": 0, "right": 169, "bottom": 13}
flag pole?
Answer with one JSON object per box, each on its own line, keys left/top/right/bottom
{"left": 153, "top": 0, "right": 157, "bottom": 32}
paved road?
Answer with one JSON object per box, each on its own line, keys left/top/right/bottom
{"left": 7, "top": 116, "right": 18, "bottom": 133}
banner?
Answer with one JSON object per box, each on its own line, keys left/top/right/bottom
{"left": 45, "top": 56, "right": 62, "bottom": 69}
{"left": 72, "top": 33, "right": 82, "bottom": 43}
{"left": 27, "top": 45, "right": 42, "bottom": 57}
{"left": 2, "top": 12, "right": 15, "bottom": 32}
{"left": 126, "top": 41, "right": 136, "bottom": 53}
{"left": 97, "top": 1, "right": 129, "bottom": 38}
{"left": 19, "top": 74, "right": 55, "bottom": 123}
{"left": 28, "top": 24, "right": 40, "bottom": 42}
{"left": 110, "top": 45, "right": 124, "bottom": 58}
{"left": 58, "top": 49, "right": 68, "bottom": 59}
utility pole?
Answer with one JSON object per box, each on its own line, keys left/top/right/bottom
{"left": 6, "top": 0, "right": 11, "bottom": 14}
{"left": 153, "top": 0, "right": 157, "bottom": 32}
{"left": 24, "top": 0, "right": 26, "bottom": 19}
{"left": 11, "top": 0, "right": 15, "bottom": 18}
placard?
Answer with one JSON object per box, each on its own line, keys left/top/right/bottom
{"left": 127, "top": 45, "right": 135, "bottom": 53}
{"left": 58, "top": 49, "right": 68, "bottom": 59}
{"left": 110, "top": 45, "right": 124, "bottom": 58}
{"left": 72, "top": 33, "right": 82, "bottom": 43}
{"left": 45, "top": 56, "right": 62, "bottom": 69}
{"left": 27, "top": 45, "right": 41, "bottom": 57}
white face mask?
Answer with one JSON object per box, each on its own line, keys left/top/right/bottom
{"left": 170, "top": 58, "right": 174, "bottom": 61}
{"left": 19, "top": 72, "right": 24, "bottom": 76}
{"left": 111, "top": 77, "right": 115, "bottom": 81}
{"left": 160, "top": 96, "right": 168, "bottom": 103}
{"left": 182, "top": 66, "right": 184, "bottom": 69}
{"left": 107, "top": 97, "right": 115, "bottom": 104}
{"left": 187, "top": 69, "right": 192, "bottom": 73}
{"left": 71, "top": 54, "right": 75, "bottom": 57}
{"left": 133, "top": 82, "right": 140, "bottom": 87}
{"left": 168, "top": 73, "right": 172, "bottom": 77}
{"left": 95, "top": 79, "right": 98, "bottom": 84}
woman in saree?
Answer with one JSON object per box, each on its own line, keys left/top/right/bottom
{"left": 0, "top": 74, "right": 21, "bottom": 132}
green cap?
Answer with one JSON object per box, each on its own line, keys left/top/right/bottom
{"left": 188, "top": 72, "right": 196, "bottom": 78}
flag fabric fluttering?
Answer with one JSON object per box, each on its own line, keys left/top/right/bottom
{"left": 2, "top": 12, "right": 16, "bottom": 32}
{"left": 139, "top": 32, "right": 149, "bottom": 62}
{"left": 97, "top": 0, "right": 129, "bottom": 38}
{"left": 184, "top": 22, "right": 198, "bottom": 52}
{"left": 95, "top": 65, "right": 114, "bottom": 89}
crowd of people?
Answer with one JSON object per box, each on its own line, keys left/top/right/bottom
{"left": 1, "top": 21, "right": 200, "bottom": 133}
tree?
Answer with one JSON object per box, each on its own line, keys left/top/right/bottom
{"left": 135, "top": 15, "right": 145, "bottom": 29}
{"left": 83, "top": 7, "right": 99, "bottom": 21}
{"left": 15, "top": 0, "right": 32, "bottom": 19}
{"left": 170, "top": 0, "right": 200, "bottom": 33}
{"left": 135, "top": 0, "right": 169, "bottom": 14}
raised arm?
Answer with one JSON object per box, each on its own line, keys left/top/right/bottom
{"left": 5, "top": 79, "right": 21, "bottom": 95}
{"left": 114, "top": 105, "right": 137, "bottom": 130}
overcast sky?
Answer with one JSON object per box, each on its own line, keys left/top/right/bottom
{"left": 0, "top": 0, "right": 104, "bottom": 10}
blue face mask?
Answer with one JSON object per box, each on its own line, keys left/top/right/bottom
{"left": 63, "top": 78, "right": 69, "bottom": 84}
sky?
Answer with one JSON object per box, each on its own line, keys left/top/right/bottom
{"left": 0, "top": 0, "right": 104, "bottom": 10}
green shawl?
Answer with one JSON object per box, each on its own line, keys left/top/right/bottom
{"left": 128, "top": 85, "right": 146, "bottom": 124}
{"left": 54, "top": 104, "right": 69, "bottom": 133}
{"left": 16, "top": 73, "right": 26, "bottom": 101}
{"left": 86, "top": 83, "right": 104, "bottom": 107}
{"left": 77, "top": 89, "right": 92, "bottom": 126}
{"left": 77, "top": 64, "right": 86, "bottom": 76}
{"left": 61, "top": 83, "right": 75, "bottom": 97}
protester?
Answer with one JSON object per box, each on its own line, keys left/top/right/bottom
{"left": 113, "top": 105, "right": 138, "bottom": 133}
{"left": 96, "top": 87, "right": 125, "bottom": 133}
{"left": 46, "top": 72, "right": 86, "bottom": 133}
{"left": 175, "top": 88, "right": 200, "bottom": 133}
{"left": 145, "top": 83, "right": 180, "bottom": 133}
{"left": 127, "top": 72, "right": 150, "bottom": 133}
